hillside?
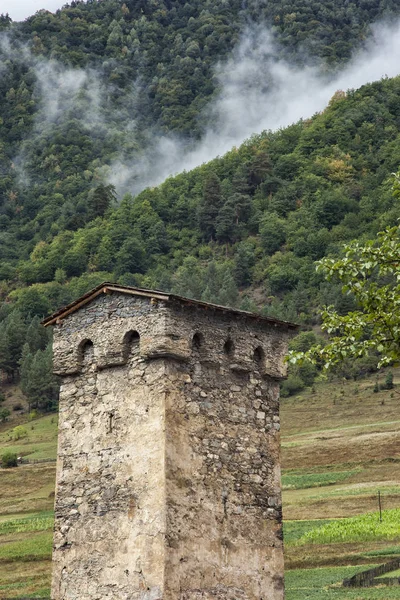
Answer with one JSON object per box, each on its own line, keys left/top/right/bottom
{"left": 1, "top": 0, "right": 400, "bottom": 295}
{"left": 2, "top": 2, "right": 400, "bottom": 596}
{"left": 282, "top": 369, "right": 400, "bottom": 599}
{"left": 4, "top": 75, "right": 400, "bottom": 314}
{"left": 1, "top": 0, "right": 400, "bottom": 391}
{"left": 3, "top": 72, "right": 400, "bottom": 403}
{"left": 1, "top": 370, "right": 400, "bottom": 598}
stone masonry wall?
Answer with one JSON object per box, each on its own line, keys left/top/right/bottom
{"left": 52, "top": 294, "right": 169, "bottom": 600}
{"left": 50, "top": 291, "right": 292, "bottom": 600}
{"left": 162, "top": 304, "right": 286, "bottom": 599}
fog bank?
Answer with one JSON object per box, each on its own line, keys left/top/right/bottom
{"left": 109, "top": 21, "right": 400, "bottom": 194}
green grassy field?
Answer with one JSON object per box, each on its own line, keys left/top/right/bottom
{"left": 1, "top": 370, "right": 400, "bottom": 597}
{"left": 0, "top": 511, "right": 53, "bottom": 598}
{"left": 297, "top": 509, "right": 400, "bottom": 545}
{"left": 376, "top": 569, "right": 400, "bottom": 578}
{"left": 0, "top": 388, "right": 56, "bottom": 598}
{"left": 282, "top": 470, "right": 359, "bottom": 490}
{"left": 281, "top": 368, "right": 400, "bottom": 597}
{"left": 0, "top": 414, "right": 58, "bottom": 460}
{"left": 285, "top": 565, "right": 400, "bottom": 599}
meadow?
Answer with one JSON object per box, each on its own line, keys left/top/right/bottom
{"left": 298, "top": 509, "right": 400, "bottom": 545}
{"left": 0, "top": 390, "right": 56, "bottom": 598}
{"left": 0, "top": 510, "right": 53, "bottom": 598}
{"left": 1, "top": 370, "right": 400, "bottom": 597}
{"left": 282, "top": 368, "right": 400, "bottom": 598}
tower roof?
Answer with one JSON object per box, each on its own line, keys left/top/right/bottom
{"left": 42, "top": 281, "right": 298, "bottom": 330}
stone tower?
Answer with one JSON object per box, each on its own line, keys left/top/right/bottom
{"left": 43, "top": 282, "right": 296, "bottom": 600}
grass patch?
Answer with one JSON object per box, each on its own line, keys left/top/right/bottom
{"left": 0, "top": 463, "right": 56, "bottom": 516}
{"left": 376, "top": 568, "right": 400, "bottom": 578}
{"left": 0, "top": 512, "right": 54, "bottom": 536}
{"left": 283, "top": 419, "right": 400, "bottom": 440}
{"left": 285, "top": 564, "right": 375, "bottom": 590}
{"left": 363, "top": 546, "right": 400, "bottom": 558}
{"left": 15, "top": 589, "right": 50, "bottom": 599}
{"left": 0, "top": 531, "right": 52, "bottom": 563}
{"left": 298, "top": 508, "right": 400, "bottom": 545}
{"left": 0, "top": 560, "right": 51, "bottom": 599}
{"left": 285, "top": 564, "right": 400, "bottom": 599}
{"left": 282, "top": 470, "right": 358, "bottom": 490}
{"left": 0, "top": 415, "right": 58, "bottom": 460}
{"left": 284, "top": 519, "right": 333, "bottom": 545}
{"left": 310, "top": 484, "right": 400, "bottom": 500}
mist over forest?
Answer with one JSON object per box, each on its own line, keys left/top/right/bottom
{"left": 2, "top": 12, "right": 400, "bottom": 195}
{"left": 2, "top": 5, "right": 400, "bottom": 599}
{"left": 1, "top": 0, "right": 400, "bottom": 402}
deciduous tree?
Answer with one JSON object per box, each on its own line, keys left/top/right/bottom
{"left": 289, "top": 174, "right": 400, "bottom": 369}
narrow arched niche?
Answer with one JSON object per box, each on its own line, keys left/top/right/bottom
{"left": 192, "top": 332, "right": 204, "bottom": 351}
{"left": 253, "top": 345, "right": 265, "bottom": 367}
{"left": 123, "top": 330, "right": 140, "bottom": 360}
{"left": 223, "top": 338, "right": 235, "bottom": 358}
{"left": 78, "top": 339, "right": 94, "bottom": 367}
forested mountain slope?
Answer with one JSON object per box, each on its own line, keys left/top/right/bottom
{"left": 5, "top": 76, "right": 400, "bottom": 317}
{"left": 1, "top": 0, "right": 400, "bottom": 406}
{"left": 0, "top": 0, "right": 399, "bottom": 252}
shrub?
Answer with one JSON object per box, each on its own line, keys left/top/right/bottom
{"left": 297, "top": 362, "right": 318, "bottom": 386}
{"left": 0, "top": 408, "right": 10, "bottom": 422}
{"left": 1, "top": 452, "right": 18, "bottom": 468}
{"left": 281, "top": 374, "right": 305, "bottom": 397}
{"left": 384, "top": 372, "right": 394, "bottom": 390}
{"left": 12, "top": 426, "right": 27, "bottom": 441}
{"left": 289, "top": 331, "right": 324, "bottom": 353}
{"left": 0, "top": 391, "right": 5, "bottom": 403}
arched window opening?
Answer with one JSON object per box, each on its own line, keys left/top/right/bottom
{"left": 78, "top": 339, "right": 94, "bottom": 367}
{"left": 223, "top": 338, "right": 235, "bottom": 358}
{"left": 192, "top": 332, "right": 204, "bottom": 350}
{"left": 123, "top": 330, "right": 140, "bottom": 360}
{"left": 253, "top": 346, "right": 265, "bottom": 365}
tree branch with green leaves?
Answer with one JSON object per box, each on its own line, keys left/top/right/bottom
{"left": 288, "top": 174, "right": 400, "bottom": 370}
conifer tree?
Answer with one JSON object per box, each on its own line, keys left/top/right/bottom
{"left": 201, "top": 262, "right": 220, "bottom": 303}
{"left": 25, "top": 316, "right": 49, "bottom": 353}
{"left": 197, "top": 173, "right": 223, "bottom": 240}
{"left": 0, "top": 324, "right": 13, "bottom": 381}
{"left": 234, "top": 242, "right": 255, "bottom": 286}
{"left": 215, "top": 201, "right": 236, "bottom": 243}
{"left": 19, "top": 342, "right": 33, "bottom": 400}
{"left": 25, "top": 346, "right": 59, "bottom": 411}
{"left": 5, "top": 310, "right": 26, "bottom": 376}
{"left": 88, "top": 184, "right": 116, "bottom": 220}
{"left": 218, "top": 269, "right": 238, "bottom": 307}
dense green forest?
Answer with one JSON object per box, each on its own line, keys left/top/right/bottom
{"left": 1, "top": 0, "right": 400, "bottom": 405}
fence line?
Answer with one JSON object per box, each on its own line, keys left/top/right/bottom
{"left": 343, "top": 557, "right": 400, "bottom": 587}
{"left": 0, "top": 457, "right": 57, "bottom": 468}
{"left": 18, "top": 457, "right": 56, "bottom": 465}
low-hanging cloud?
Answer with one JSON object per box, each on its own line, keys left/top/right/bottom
{"left": 2, "top": 19, "right": 400, "bottom": 197}
{"left": 34, "top": 62, "right": 98, "bottom": 127}
{"left": 0, "top": 33, "right": 136, "bottom": 185}
{"left": 108, "top": 20, "right": 400, "bottom": 195}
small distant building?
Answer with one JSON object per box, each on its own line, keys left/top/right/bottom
{"left": 43, "top": 282, "right": 297, "bottom": 600}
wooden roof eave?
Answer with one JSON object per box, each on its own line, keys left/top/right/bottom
{"left": 41, "top": 281, "right": 298, "bottom": 330}
{"left": 42, "top": 283, "right": 171, "bottom": 327}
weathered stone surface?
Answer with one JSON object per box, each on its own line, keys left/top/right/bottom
{"left": 50, "top": 291, "right": 294, "bottom": 600}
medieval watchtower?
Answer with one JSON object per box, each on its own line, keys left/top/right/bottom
{"left": 43, "top": 282, "right": 297, "bottom": 600}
